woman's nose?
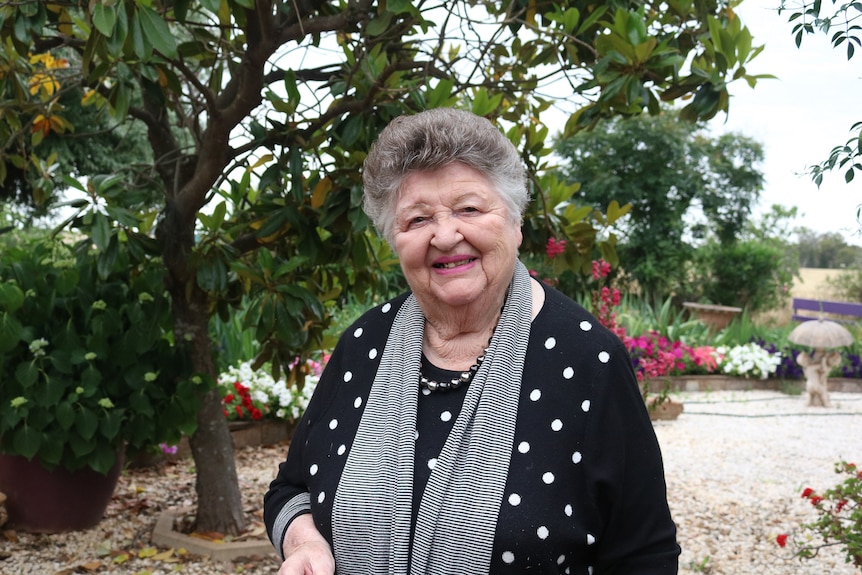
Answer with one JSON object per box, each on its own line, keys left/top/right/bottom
{"left": 429, "top": 214, "right": 463, "bottom": 249}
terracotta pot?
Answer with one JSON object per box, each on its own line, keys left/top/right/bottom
{"left": 0, "top": 452, "right": 123, "bottom": 533}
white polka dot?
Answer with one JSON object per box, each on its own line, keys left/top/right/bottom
{"left": 382, "top": 302, "right": 391, "bottom": 313}
{"left": 581, "top": 400, "right": 591, "bottom": 412}
{"left": 368, "top": 348, "right": 378, "bottom": 359}
{"left": 557, "top": 554, "right": 566, "bottom": 565}
{"left": 544, "top": 337, "right": 556, "bottom": 349}
{"left": 579, "top": 320, "right": 592, "bottom": 331}
{"left": 318, "top": 491, "right": 326, "bottom": 503}
{"left": 440, "top": 410, "right": 452, "bottom": 422}
{"left": 502, "top": 551, "right": 515, "bottom": 564}
{"left": 530, "top": 389, "right": 541, "bottom": 401}
{"left": 551, "top": 419, "right": 563, "bottom": 431}
{"left": 566, "top": 568, "right": 571, "bottom": 574}
{"left": 427, "top": 458, "right": 437, "bottom": 470}
{"left": 309, "top": 464, "right": 318, "bottom": 475}
{"left": 543, "top": 472, "right": 555, "bottom": 484}
{"left": 353, "top": 396, "right": 362, "bottom": 408}
{"left": 353, "top": 327, "right": 363, "bottom": 338}
{"left": 587, "top": 533, "right": 596, "bottom": 545}
{"left": 537, "top": 526, "right": 549, "bottom": 539}
{"left": 508, "top": 493, "right": 521, "bottom": 506}
{"left": 563, "top": 366, "right": 574, "bottom": 379}
{"left": 572, "top": 451, "right": 582, "bottom": 464}
{"left": 588, "top": 566, "right": 594, "bottom": 575}
{"left": 337, "top": 444, "right": 346, "bottom": 455}
{"left": 564, "top": 504, "right": 573, "bottom": 516}
{"left": 421, "top": 387, "right": 431, "bottom": 396}
{"left": 414, "top": 429, "right": 419, "bottom": 440}
{"left": 343, "top": 371, "right": 353, "bottom": 383}
{"left": 329, "top": 419, "right": 338, "bottom": 430}
{"left": 598, "top": 350, "right": 610, "bottom": 363}
{"left": 518, "top": 441, "right": 530, "bottom": 454}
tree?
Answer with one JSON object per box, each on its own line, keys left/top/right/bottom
{"left": 778, "top": 0, "right": 862, "bottom": 188}
{"left": 555, "top": 111, "right": 764, "bottom": 301}
{"left": 0, "top": 0, "right": 766, "bottom": 534}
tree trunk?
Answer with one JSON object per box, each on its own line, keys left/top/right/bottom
{"left": 172, "top": 288, "right": 248, "bottom": 535}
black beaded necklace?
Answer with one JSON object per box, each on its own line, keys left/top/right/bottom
{"left": 418, "top": 338, "right": 491, "bottom": 392}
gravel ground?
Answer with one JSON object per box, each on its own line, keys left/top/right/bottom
{"left": 1, "top": 389, "right": 861, "bottom": 575}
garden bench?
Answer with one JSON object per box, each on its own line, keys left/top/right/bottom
{"left": 791, "top": 298, "right": 862, "bottom": 324}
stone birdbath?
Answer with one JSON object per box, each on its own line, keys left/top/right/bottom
{"left": 787, "top": 319, "right": 854, "bottom": 407}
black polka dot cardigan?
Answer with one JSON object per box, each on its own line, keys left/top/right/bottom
{"left": 264, "top": 282, "right": 680, "bottom": 574}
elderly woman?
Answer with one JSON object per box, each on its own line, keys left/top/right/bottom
{"left": 263, "top": 108, "right": 679, "bottom": 574}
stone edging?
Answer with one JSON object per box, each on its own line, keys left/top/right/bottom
{"left": 643, "top": 375, "right": 862, "bottom": 394}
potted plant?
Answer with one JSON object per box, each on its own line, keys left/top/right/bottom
{"left": 0, "top": 235, "right": 201, "bottom": 532}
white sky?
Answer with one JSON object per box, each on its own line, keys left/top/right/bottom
{"left": 709, "top": 0, "right": 861, "bottom": 245}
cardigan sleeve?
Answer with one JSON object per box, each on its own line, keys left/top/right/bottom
{"left": 584, "top": 340, "right": 681, "bottom": 574}
{"left": 262, "top": 340, "right": 347, "bottom": 560}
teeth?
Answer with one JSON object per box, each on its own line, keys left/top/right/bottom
{"left": 439, "top": 259, "right": 471, "bottom": 269}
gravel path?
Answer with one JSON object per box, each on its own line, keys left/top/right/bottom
{"left": 1, "top": 389, "right": 860, "bottom": 575}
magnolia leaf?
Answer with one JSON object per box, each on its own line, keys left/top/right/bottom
{"left": 92, "top": 3, "right": 117, "bottom": 36}
{"left": 137, "top": 6, "right": 177, "bottom": 58}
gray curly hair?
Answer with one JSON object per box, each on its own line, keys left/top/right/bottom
{"left": 362, "top": 108, "right": 529, "bottom": 246}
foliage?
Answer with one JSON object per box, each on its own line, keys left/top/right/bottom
{"left": 826, "top": 268, "right": 862, "bottom": 302}
{"left": 554, "top": 110, "right": 765, "bottom": 301}
{"left": 777, "top": 461, "right": 862, "bottom": 568}
{"left": 217, "top": 359, "right": 320, "bottom": 424}
{"left": 778, "top": 0, "right": 862, "bottom": 187}
{"left": 797, "top": 230, "right": 862, "bottom": 269}
{"left": 0, "top": 0, "right": 769, "bottom": 534}
{"left": 687, "top": 239, "right": 795, "bottom": 312}
{"left": 0, "top": 237, "right": 201, "bottom": 474}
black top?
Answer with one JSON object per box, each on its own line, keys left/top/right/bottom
{"left": 264, "top": 282, "right": 680, "bottom": 574}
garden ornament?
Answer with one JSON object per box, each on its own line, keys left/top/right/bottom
{"left": 788, "top": 319, "right": 854, "bottom": 407}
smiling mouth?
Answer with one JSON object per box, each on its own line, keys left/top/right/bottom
{"left": 434, "top": 258, "right": 476, "bottom": 269}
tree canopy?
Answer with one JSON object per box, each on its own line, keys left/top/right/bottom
{"left": 555, "top": 110, "right": 765, "bottom": 301}
{"left": 0, "top": 0, "right": 767, "bottom": 534}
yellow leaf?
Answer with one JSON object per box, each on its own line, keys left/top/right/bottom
{"left": 152, "top": 549, "right": 176, "bottom": 561}
{"left": 311, "top": 177, "right": 333, "bottom": 209}
{"left": 138, "top": 547, "right": 158, "bottom": 558}
{"left": 112, "top": 553, "right": 130, "bottom": 564}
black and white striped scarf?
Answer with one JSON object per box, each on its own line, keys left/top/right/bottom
{"left": 332, "top": 261, "right": 532, "bottom": 575}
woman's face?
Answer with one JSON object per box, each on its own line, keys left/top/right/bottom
{"left": 392, "top": 162, "right": 522, "bottom": 311}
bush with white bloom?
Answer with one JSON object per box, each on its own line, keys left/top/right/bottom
{"left": 218, "top": 359, "right": 321, "bottom": 423}
{"left": 715, "top": 343, "right": 782, "bottom": 379}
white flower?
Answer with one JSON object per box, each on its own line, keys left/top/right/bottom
{"left": 716, "top": 343, "right": 782, "bottom": 379}
{"left": 217, "top": 359, "right": 320, "bottom": 423}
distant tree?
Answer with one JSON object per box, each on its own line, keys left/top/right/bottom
{"left": 797, "top": 229, "right": 862, "bottom": 268}
{"left": 555, "top": 111, "right": 764, "bottom": 302}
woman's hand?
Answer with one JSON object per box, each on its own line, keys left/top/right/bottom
{"left": 277, "top": 514, "right": 335, "bottom": 575}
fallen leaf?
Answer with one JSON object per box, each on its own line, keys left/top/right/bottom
{"left": 138, "top": 547, "right": 159, "bottom": 558}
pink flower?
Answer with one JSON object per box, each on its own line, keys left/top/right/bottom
{"left": 545, "top": 237, "right": 566, "bottom": 259}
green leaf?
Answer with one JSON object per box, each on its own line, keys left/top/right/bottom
{"left": 0, "top": 312, "right": 24, "bottom": 353}
{"left": 92, "top": 3, "right": 117, "bottom": 36}
{"left": 56, "top": 402, "right": 76, "bottom": 430}
{"left": 366, "top": 12, "right": 393, "bottom": 36}
{"left": 0, "top": 282, "right": 25, "bottom": 312}
{"left": 75, "top": 407, "right": 99, "bottom": 440}
{"left": 137, "top": 5, "right": 177, "bottom": 58}
{"left": 12, "top": 425, "right": 41, "bottom": 459}
{"left": 15, "top": 361, "right": 39, "bottom": 387}
{"left": 91, "top": 212, "right": 111, "bottom": 251}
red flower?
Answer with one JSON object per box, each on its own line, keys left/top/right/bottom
{"left": 776, "top": 533, "right": 788, "bottom": 548}
{"left": 545, "top": 237, "right": 566, "bottom": 259}
{"left": 235, "top": 405, "right": 244, "bottom": 418}
{"left": 836, "top": 499, "right": 848, "bottom": 513}
{"left": 801, "top": 487, "right": 814, "bottom": 499}
{"left": 224, "top": 393, "right": 235, "bottom": 404}
{"left": 251, "top": 407, "right": 263, "bottom": 420}
{"left": 810, "top": 495, "right": 824, "bottom": 506}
